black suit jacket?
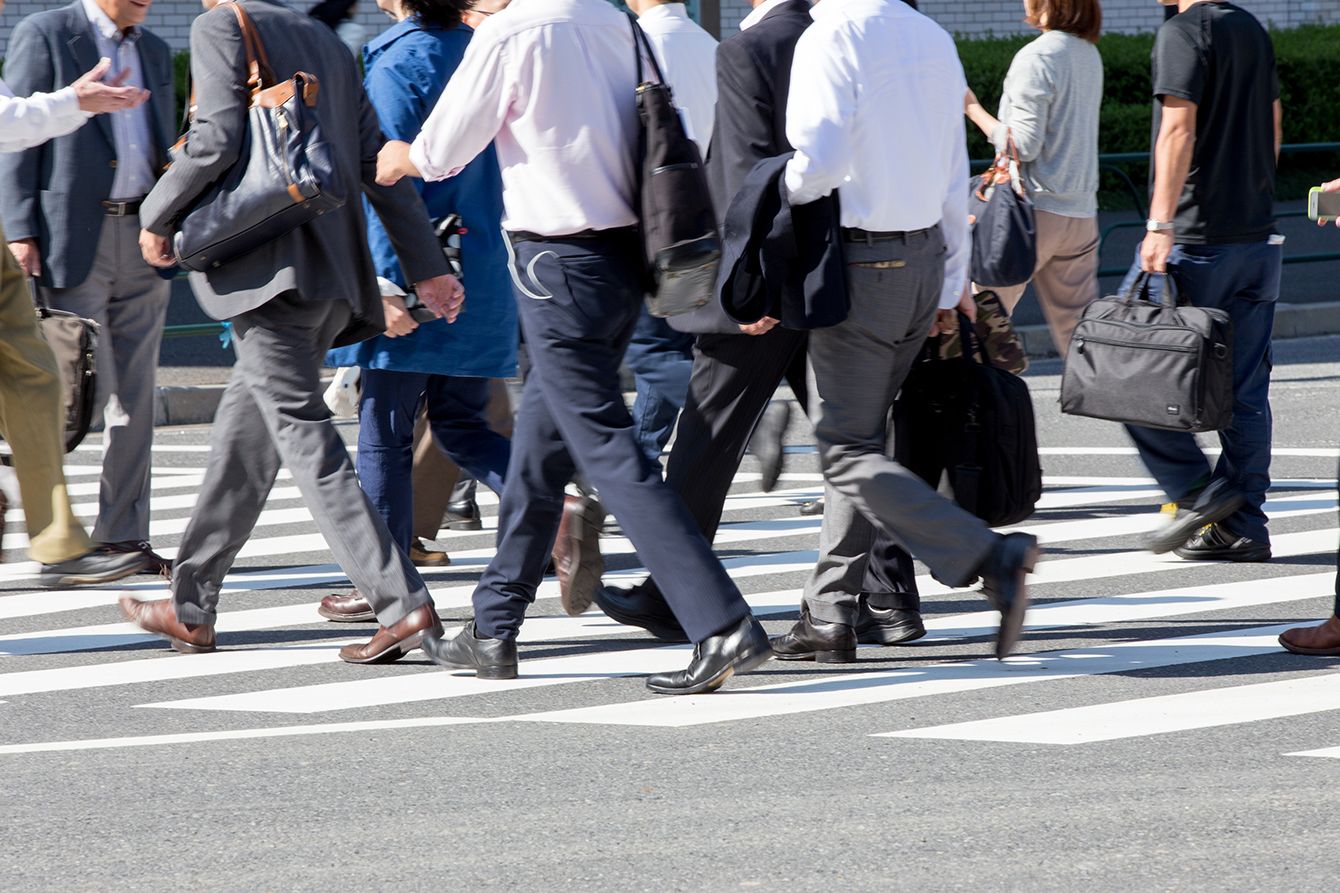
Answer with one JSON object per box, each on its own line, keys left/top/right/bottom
{"left": 0, "top": 1, "right": 175, "bottom": 288}
{"left": 671, "top": 0, "right": 813, "bottom": 335}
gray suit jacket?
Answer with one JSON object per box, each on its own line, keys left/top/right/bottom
{"left": 0, "top": 1, "right": 175, "bottom": 289}
{"left": 140, "top": 0, "right": 447, "bottom": 338}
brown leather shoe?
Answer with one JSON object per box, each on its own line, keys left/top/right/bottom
{"left": 1279, "top": 614, "right": 1340, "bottom": 656}
{"left": 410, "top": 539, "right": 451, "bottom": 567}
{"left": 338, "top": 605, "right": 443, "bottom": 664}
{"left": 318, "top": 590, "right": 376, "bottom": 622}
{"left": 554, "top": 493, "right": 605, "bottom": 616}
{"left": 118, "top": 596, "right": 216, "bottom": 654}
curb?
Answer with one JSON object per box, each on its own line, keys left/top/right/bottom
{"left": 154, "top": 299, "right": 1340, "bottom": 428}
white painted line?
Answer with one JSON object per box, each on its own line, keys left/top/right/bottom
{"left": 0, "top": 716, "right": 497, "bottom": 755}
{"left": 1286, "top": 745, "right": 1340, "bottom": 760}
{"left": 140, "top": 639, "right": 694, "bottom": 713}
{"left": 1036, "top": 447, "right": 1340, "bottom": 458}
{"left": 874, "top": 672, "right": 1340, "bottom": 744}
{"left": 512, "top": 624, "right": 1301, "bottom": 728}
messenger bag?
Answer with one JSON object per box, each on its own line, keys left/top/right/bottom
{"left": 171, "top": 1, "right": 346, "bottom": 271}
{"left": 1060, "top": 271, "right": 1233, "bottom": 433}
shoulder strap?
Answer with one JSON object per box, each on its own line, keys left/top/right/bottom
{"left": 227, "top": 1, "right": 277, "bottom": 95}
{"left": 626, "top": 13, "right": 665, "bottom": 87}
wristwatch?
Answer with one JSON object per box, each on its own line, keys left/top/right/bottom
{"left": 1146, "top": 219, "right": 1175, "bottom": 233}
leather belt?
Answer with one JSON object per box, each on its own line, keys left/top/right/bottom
{"left": 102, "top": 199, "right": 144, "bottom": 217}
{"left": 508, "top": 226, "right": 637, "bottom": 243}
{"left": 841, "top": 225, "right": 938, "bottom": 243}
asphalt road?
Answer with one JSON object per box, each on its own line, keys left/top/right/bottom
{"left": 2, "top": 337, "right": 1340, "bottom": 891}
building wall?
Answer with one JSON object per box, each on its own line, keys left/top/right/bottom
{"left": 3, "top": 0, "right": 1338, "bottom": 58}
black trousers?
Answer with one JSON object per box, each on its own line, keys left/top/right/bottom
{"left": 470, "top": 231, "right": 751, "bottom": 643}
{"left": 635, "top": 325, "right": 921, "bottom": 612}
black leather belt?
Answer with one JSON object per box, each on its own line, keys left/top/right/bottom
{"left": 841, "top": 225, "right": 938, "bottom": 243}
{"left": 508, "top": 226, "right": 637, "bottom": 243}
{"left": 102, "top": 199, "right": 144, "bottom": 217}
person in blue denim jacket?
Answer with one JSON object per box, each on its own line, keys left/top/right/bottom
{"left": 322, "top": 0, "right": 518, "bottom": 622}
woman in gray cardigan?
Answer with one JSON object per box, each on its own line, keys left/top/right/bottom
{"left": 965, "top": 0, "right": 1104, "bottom": 356}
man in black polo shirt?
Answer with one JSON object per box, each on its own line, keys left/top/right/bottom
{"left": 1126, "top": 0, "right": 1283, "bottom": 563}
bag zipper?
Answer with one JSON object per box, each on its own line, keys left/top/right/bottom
{"left": 1073, "top": 334, "right": 1196, "bottom": 355}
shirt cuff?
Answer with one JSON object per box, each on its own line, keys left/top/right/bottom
{"left": 52, "top": 86, "right": 93, "bottom": 121}
{"left": 409, "top": 136, "right": 461, "bottom": 183}
{"left": 939, "top": 272, "right": 966, "bottom": 310}
{"left": 990, "top": 121, "right": 1010, "bottom": 154}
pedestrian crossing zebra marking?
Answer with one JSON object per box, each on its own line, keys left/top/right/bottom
{"left": 872, "top": 671, "right": 1340, "bottom": 745}
{"left": 1286, "top": 745, "right": 1340, "bottom": 760}
{"left": 510, "top": 624, "right": 1304, "bottom": 729}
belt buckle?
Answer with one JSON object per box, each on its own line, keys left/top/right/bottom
{"left": 103, "top": 200, "right": 131, "bottom": 217}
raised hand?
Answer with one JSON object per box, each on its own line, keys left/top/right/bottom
{"left": 72, "top": 58, "right": 150, "bottom": 115}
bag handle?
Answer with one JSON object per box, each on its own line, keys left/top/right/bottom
{"left": 27, "top": 275, "right": 49, "bottom": 314}
{"left": 956, "top": 308, "right": 989, "bottom": 366}
{"left": 627, "top": 13, "right": 666, "bottom": 89}
{"left": 975, "top": 129, "right": 1024, "bottom": 201}
{"left": 1122, "top": 270, "right": 1181, "bottom": 309}
{"left": 227, "top": 1, "right": 277, "bottom": 95}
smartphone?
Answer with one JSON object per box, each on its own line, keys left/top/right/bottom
{"left": 402, "top": 291, "right": 440, "bottom": 324}
{"left": 1308, "top": 186, "right": 1340, "bottom": 223}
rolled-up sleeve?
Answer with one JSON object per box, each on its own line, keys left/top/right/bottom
{"left": 782, "top": 22, "right": 858, "bottom": 206}
{"left": 409, "top": 30, "right": 514, "bottom": 182}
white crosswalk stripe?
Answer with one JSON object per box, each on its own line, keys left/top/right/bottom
{"left": 1, "top": 442, "right": 1337, "bottom": 754}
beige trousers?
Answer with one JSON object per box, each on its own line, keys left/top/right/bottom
{"left": 0, "top": 224, "right": 93, "bottom": 564}
{"left": 988, "top": 210, "right": 1100, "bottom": 357}
{"left": 410, "top": 377, "right": 514, "bottom": 541}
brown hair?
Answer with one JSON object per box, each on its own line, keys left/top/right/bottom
{"left": 1025, "top": 0, "right": 1102, "bottom": 43}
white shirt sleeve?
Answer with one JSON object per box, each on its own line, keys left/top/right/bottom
{"left": 409, "top": 30, "right": 515, "bottom": 182}
{"left": 0, "top": 81, "right": 90, "bottom": 153}
{"left": 782, "top": 23, "right": 858, "bottom": 206}
{"left": 939, "top": 109, "right": 971, "bottom": 310}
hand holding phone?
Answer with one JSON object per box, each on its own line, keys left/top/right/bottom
{"left": 1309, "top": 181, "right": 1340, "bottom": 227}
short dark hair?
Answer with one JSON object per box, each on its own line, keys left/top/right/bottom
{"left": 1025, "top": 0, "right": 1102, "bottom": 43}
{"left": 403, "top": 0, "right": 473, "bottom": 30}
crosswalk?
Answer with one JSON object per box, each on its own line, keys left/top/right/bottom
{"left": 1, "top": 436, "right": 1338, "bottom": 757}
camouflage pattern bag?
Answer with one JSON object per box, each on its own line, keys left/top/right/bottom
{"left": 936, "top": 289, "right": 1028, "bottom": 375}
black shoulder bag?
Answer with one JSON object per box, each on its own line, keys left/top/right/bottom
{"left": 628, "top": 15, "right": 721, "bottom": 317}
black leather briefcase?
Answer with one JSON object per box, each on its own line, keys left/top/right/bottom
{"left": 1060, "top": 272, "right": 1233, "bottom": 433}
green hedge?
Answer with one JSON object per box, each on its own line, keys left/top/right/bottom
{"left": 958, "top": 24, "right": 1340, "bottom": 161}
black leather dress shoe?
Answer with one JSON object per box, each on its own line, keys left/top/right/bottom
{"left": 1144, "top": 479, "right": 1245, "bottom": 554}
{"left": 770, "top": 605, "right": 857, "bottom": 663}
{"left": 855, "top": 598, "right": 926, "bottom": 646}
{"left": 978, "top": 532, "right": 1039, "bottom": 660}
{"left": 41, "top": 549, "right": 151, "bottom": 588}
{"left": 645, "top": 616, "right": 773, "bottom": 695}
{"left": 798, "top": 497, "right": 824, "bottom": 516}
{"left": 1173, "top": 522, "right": 1271, "bottom": 562}
{"left": 748, "top": 401, "right": 791, "bottom": 492}
{"left": 421, "top": 621, "right": 518, "bottom": 680}
{"left": 593, "top": 585, "right": 689, "bottom": 642}
{"left": 444, "top": 498, "right": 483, "bottom": 531}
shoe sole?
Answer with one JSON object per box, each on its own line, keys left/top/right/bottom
{"left": 317, "top": 607, "right": 377, "bottom": 623}
{"left": 1172, "top": 548, "right": 1272, "bottom": 563}
{"left": 1146, "top": 494, "right": 1246, "bottom": 554}
{"left": 339, "top": 631, "right": 427, "bottom": 665}
{"left": 645, "top": 645, "right": 775, "bottom": 695}
{"left": 772, "top": 648, "right": 856, "bottom": 663}
{"left": 995, "top": 542, "right": 1038, "bottom": 661}
{"left": 560, "top": 505, "right": 606, "bottom": 617}
{"left": 1278, "top": 635, "right": 1340, "bottom": 657}
{"left": 411, "top": 555, "right": 452, "bottom": 568}
{"left": 858, "top": 627, "right": 927, "bottom": 647}
{"left": 169, "top": 637, "right": 217, "bottom": 655}
{"left": 40, "top": 561, "right": 149, "bottom": 589}
{"left": 444, "top": 519, "right": 483, "bottom": 531}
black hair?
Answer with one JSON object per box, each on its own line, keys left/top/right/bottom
{"left": 309, "top": 0, "right": 358, "bottom": 28}
{"left": 402, "top": 0, "right": 474, "bottom": 29}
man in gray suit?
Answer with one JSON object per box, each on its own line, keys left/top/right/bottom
{"left": 118, "top": 0, "right": 465, "bottom": 664}
{"left": 0, "top": 0, "right": 176, "bottom": 572}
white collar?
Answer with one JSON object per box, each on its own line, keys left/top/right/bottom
{"left": 638, "top": 3, "right": 691, "bottom": 24}
{"left": 82, "top": 0, "right": 140, "bottom": 42}
{"left": 740, "top": 0, "right": 794, "bottom": 31}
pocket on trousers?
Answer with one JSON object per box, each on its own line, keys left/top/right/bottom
{"left": 556, "top": 253, "right": 637, "bottom": 337}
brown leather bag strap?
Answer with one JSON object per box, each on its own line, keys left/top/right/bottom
{"left": 227, "top": 1, "right": 277, "bottom": 94}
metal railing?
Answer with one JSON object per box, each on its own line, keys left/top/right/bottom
{"left": 162, "top": 142, "right": 1340, "bottom": 340}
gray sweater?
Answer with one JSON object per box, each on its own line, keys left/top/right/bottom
{"left": 991, "top": 30, "right": 1103, "bottom": 218}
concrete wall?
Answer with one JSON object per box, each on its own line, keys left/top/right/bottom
{"left": 4, "top": 0, "right": 1338, "bottom": 59}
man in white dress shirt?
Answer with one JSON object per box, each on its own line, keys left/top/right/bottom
{"left": 376, "top": 0, "right": 772, "bottom": 693}
{"left": 0, "top": 0, "right": 155, "bottom": 586}
{"left": 614, "top": 0, "right": 719, "bottom": 472}
{"left": 769, "top": 0, "right": 1040, "bottom": 662}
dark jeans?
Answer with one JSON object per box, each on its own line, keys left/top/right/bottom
{"left": 357, "top": 369, "right": 510, "bottom": 551}
{"left": 624, "top": 306, "right": 695, "bottom": 466}
{"left": 472, "top": 230, "right": 750, "bottom": 643}
{"left": 1118, "top": 240, "right": 1282, "bottom": 544}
